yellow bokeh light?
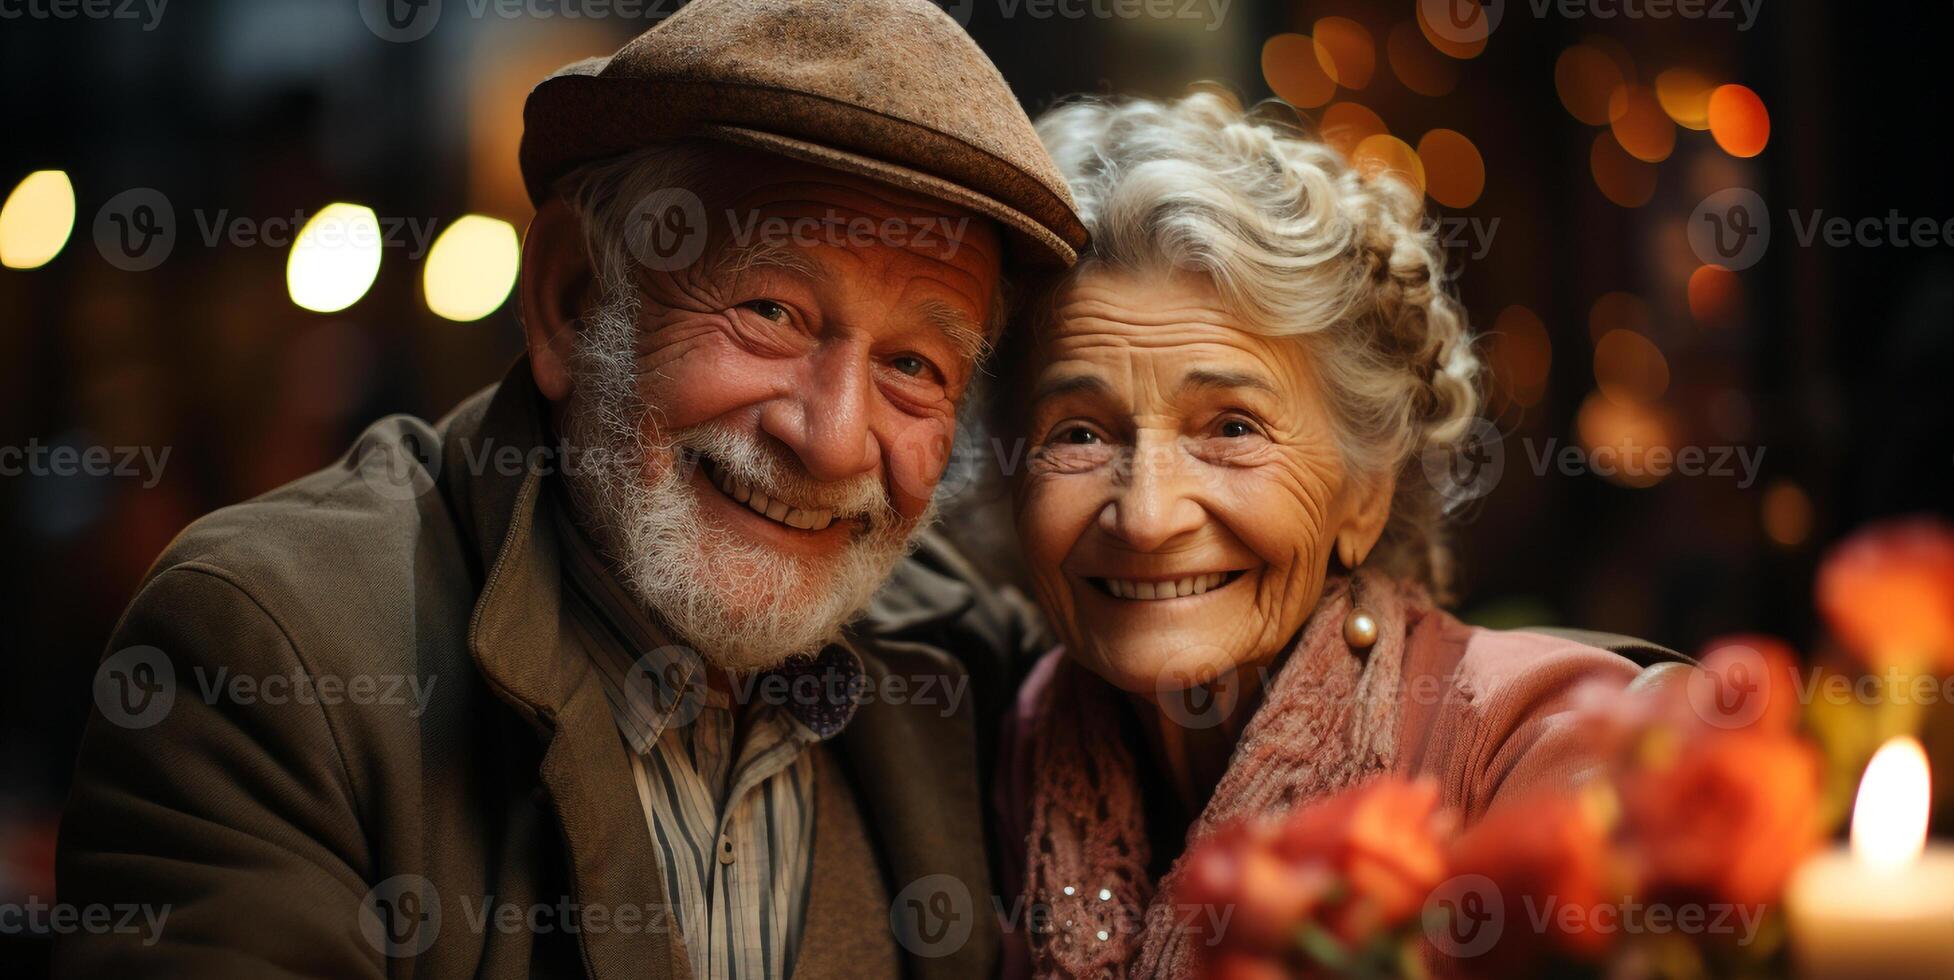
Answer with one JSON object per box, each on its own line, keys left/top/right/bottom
{"left": 1608, "top": 84, "right": 1677, "bottom": 162}
{"left": 1576, "top": 391, "right": 1675, "bottom": 488}
{"left": 1320, "top": 102, "right": 1388, "bottom": 160}
{"left": 423, "top": 215, "right": 520, "bottom": 322}
{"left": 0, "top": 170, "right": 77, "bottom": 270}
{"left": 287, "top": 203, "right": 384, "bottom": 314}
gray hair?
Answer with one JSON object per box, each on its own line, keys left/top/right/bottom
{"left": 1001, "top": 91, "right": 1483, "bottom": 598}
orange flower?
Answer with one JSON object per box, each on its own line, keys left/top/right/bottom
{"left": 1445, "top": 790, "right": 1620, "bottom": 964}
{"left": 1816, "top": 516, "right": 1954, "bottom": 671}
{"left": 1690, "top": 635, "right": 1805, "bottom": 733}
{"left": 1619, "top": 728, "right": 1822, "bottom": 906}
{"left": 1270, "top": 776, "right": 1452, "bottom": 943}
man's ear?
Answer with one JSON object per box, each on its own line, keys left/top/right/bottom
{"left": 1334, "top": 470, "right": 1397, "bottom": 569}
{"left": 519, "top": 196, "right": 595, "bottom": 403}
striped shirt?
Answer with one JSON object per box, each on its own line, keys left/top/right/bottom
{"left": 553, "top": 499, "right": 863, "bottom": 980}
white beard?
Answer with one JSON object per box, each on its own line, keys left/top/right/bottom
{"left": 556, "top": 288, "right": 934, "bottom": 673}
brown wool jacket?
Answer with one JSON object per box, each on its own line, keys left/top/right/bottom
{"left": 56, "top": 359, "right": 1046, "bottom": 979}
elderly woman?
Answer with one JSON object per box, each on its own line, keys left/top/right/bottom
{"left": 990, "top": 92, "right": 1677, "bottom": 978}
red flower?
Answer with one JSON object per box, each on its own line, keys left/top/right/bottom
{"left": 1269, "top": 776, "right": 1452, "bottom": 944}
{"left": 1816, "top": 516, "right": 1954, "bottom": 671}
{"left": 1444, "top": 790, "right": 1620, "bottom": 965}
{"left": 1619, "top": 728, "right": 1822, "bottom": 906}
{"left": 1689, "top": 634, "right": 1805, "bottom": 733}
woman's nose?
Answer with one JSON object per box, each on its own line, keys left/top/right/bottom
{"left": 1097, "top": 435, "right": 1206, "bottom": 551}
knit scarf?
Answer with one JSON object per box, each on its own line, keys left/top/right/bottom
{"left": 1021, "top": 571, "right": 1436, "bottom": 979}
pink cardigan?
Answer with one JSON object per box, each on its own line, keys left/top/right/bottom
{"left": 994, "top": 587, "right": 1673, "bottom": 978}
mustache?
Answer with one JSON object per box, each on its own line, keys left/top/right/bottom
{"left": 664, "top": 424, "right": 898, "bottom": 527}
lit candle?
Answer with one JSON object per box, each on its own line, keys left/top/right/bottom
{"left": 1786, "top": 737, "right": 1954, "bottom": 980}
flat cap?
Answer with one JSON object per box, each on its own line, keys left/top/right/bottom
{"left": 520, "top": 0, "right": 1086, "bottom": 270}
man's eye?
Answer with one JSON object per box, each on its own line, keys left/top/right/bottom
{"left": 739, "top": 299, "right": 789, "bottom": 322}
{"left": 1218, "top": 418, "right": 1255, "bottom": 438}
{"left": 891, "top": 354, "right": 932, "bottom": 378}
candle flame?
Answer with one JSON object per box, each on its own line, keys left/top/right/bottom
{"left": 1851, "top": 736, "right": 1931, "bottom": 871}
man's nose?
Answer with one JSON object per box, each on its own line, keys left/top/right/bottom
{"left": 1097, "top": 434, "right": 1206, "bottom": 551}
{"left": 758, "top": 342, "right": 880, "bottom": 483}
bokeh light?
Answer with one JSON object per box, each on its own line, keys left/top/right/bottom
{"left": 1263, "top": 33, "right": 1337, "bottom": 109}
{"left": 1351, "top": 134, "right": 1426, "bottom": 198}
{"left": 1589, "top": 291, "right": 1652, "bottom": 343}
{"left": 1487, "top": 305, "right": 1553, "bottom": 408}
{"left": 423, "top": 214, "right": 520, "bottom": 322}
{"left": 1556, "top": 44, "right": 1626, "bottom": 126}
{"left": 1655, "top": 68, "right": 1716, "bottom": 130}
{"left": 1320, "top": 102, "right": 1387, "bottom": 159}
{"left": 1707, "top": 84, "right": 1771, "bottom": 157}
{"left": 1608, "top": 84, "right": 1677, "bottom": 162}
{"left": 1577, "top": 391, "right": 1676, "bottom": 488}
{"left": 1387, "top": 20, "right": 1459, "bottom": 97}
{"left": 1593, "top": 328, "right": 1670, "bottom": 405}
{"left": 287, "top": 203, "right": 384, "bottom": 314}
{"left": 1687, "top": 264, "right": 1744, "bottom": 327}
{"left": 1416, "top": 0, "right": 1490, "bottom": 60}
{"left": 0, "top": 170, "right": 77, "bottom": 270}
{"left": 1418, "top": 129, "right": 1485, "bottom": 208}
{"left": 1762, "top": 479, "right": 1814, "bottom": 547}
{"left": 1589, "top": 133, "right": 1658, "bottom": 207}
{"left": 1311, "top": 17, "right": 1375, "bottom": 90}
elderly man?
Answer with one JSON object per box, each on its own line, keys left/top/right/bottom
{"left": 55, "top": 1, "right": 1085, "bottom": 978}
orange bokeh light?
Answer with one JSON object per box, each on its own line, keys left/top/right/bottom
{"left": 1264, "top": 33, "right": 1337, "bottom": 109}
{"left": 1593, "top": 328, "right": 1671, "bottom": 405}
{"left": 1417, "top": 0, "right": 1490, "bottom": 60}
{"left": 1352, "top": 134, "right": 1427, "bottom": 198}
{"left": 1609, "top": 84, "right": 1677, "bottom": 162}
{"left": 1655, "top": 68, "right": 1716, "bottom": 130}
{"left": 1387, "top": 20, "right": 1459, "bottom": 97}
{"left": 1556, "top": 44, "right": 1625, "bottom": 125}
{"left": 1577, "top": 391, "right": 1676, "bottom": 488}
{"left": 1708, "top": 84, "right": 1770, "bottom": 157}
{"left": 1312, "top": 16, "right": 1376, "bottom": 90}
{"left": 1488, "top": 305, "right": 1553, "bottom": 408}
{"left": 1687, "top": 264, "right": 1744, "bottom": 327}
{"left": 1590, "top": 133, "right": 1657, "bottom": 208}
{"left": 1320, "top": 102, "right": 1388, "bottom": 160}
{"left": 1418, "top": 129, "right": 1486, "bottom": 208}
{"left": 1589, "top": 291, "right": 1652, "bottom": 343}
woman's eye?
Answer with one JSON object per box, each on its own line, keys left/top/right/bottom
{"left": 1057, "top": 426, "right": 1101, "bottom": 445}
{"left": 739, "top": 299, "right": 789, "bottom": 322}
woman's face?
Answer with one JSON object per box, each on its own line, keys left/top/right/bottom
{"left": 1012, "top": 266, "right": 1389, "bottom": 696}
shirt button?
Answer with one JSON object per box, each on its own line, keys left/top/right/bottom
{"left": 718, "top": 834, "right": 736, "bottom": 865}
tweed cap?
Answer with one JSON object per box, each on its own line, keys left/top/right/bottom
{"left": 519, "top": 0, "right": 1086, "bottom": 271}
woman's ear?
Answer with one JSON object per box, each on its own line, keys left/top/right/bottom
{"left": 519, "top": 196, "right": 596, "bottom": 404}
{"left": 1334, "top": 470, "right": 1397, "bottom": 569}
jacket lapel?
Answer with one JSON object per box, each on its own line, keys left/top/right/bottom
{"left": 452, "top": 361, "right": 683, "bottom": 980}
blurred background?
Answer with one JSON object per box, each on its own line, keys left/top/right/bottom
{"left": 2, "top": 0, "right": 1950, "bottom": 972}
